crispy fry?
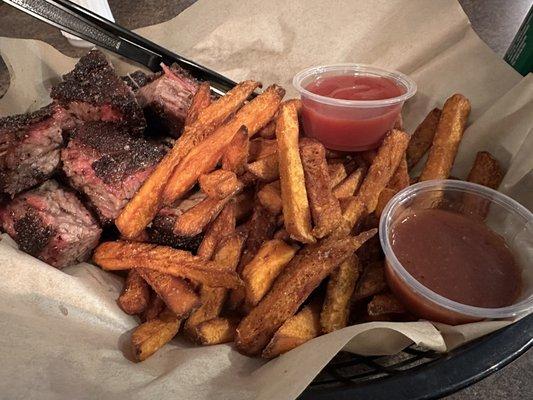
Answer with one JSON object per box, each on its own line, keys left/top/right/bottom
{"left": 117, "top": 269, "right": 150, "bottom": 315}
{"left": 273, "top": 228, "right": 290, "bottom": 241}
{"left": 406, "top": 108, "right": 442, "bottom": 169}
{"left": 367, "top": 293, "right": 405, "bottom": 316}
{"left": 131, "top": 308, "right": 181, "bottom": 361}
{"left": 222, "top": 128, "right": 249, "bottom": 175}
{"left": 276, "top": 101, "right": 315, "bottom": 243}
{"left": 163, "top": 85, "right": 285, "bottom": 204}
{"left": 235, "top": 188, "right": 255, "bottom": 222}
{"left": 235, "top": 229, "right": 376, "bottom": 355}
{"left": 246, "top": 153, "right": 279, "bottom": 182}
{"left": 197, "top": 200, "right": 236, "bottom": 259}
{"left": 116, "top": 80, "right": 260, "bottom": 239}
{"left": 375, "top": 188, "right": 397, "bottom": 217}
{"left": 248, "top": 138, "right": 278, "bottom": 161}
{"left": 463, "top": 151, "right": 504, "bottom": 218}
{"left": 320, "top": 254, "right": 360, "bottom": 333}
{"left": 328, "top": 163, "right": 347, "bottom": 188}
{"left": 333, "top": 167, "right": 365, "bottom": 199}
{"left": 137, "top": 268, "right": 200, "bottom": 318}
{"left": 257, "top": 181, "right": 282, "bottom": 215}
{"left": 199, "top": 170, "right": 241, "bottom": 199}
{"left": 257, "top": 119, "right": 276, "bottom": 139}
{"left": 262, "top": 301, "right": 321, "bottom": 358}
{"left": 142, "top": 293, "right": 165, "bottom": 321}
{"left": 388, "top": 155, "right": 410, "bottom": 191}
{"left": 352, "top": 261, "right": 387, "bottom": 302}
{"left": 185, "top": 81, "right": 212, "bottom": 126}
{"left": 337, "top": 130, "right": 410, "bottom": 235}
{"left": 94, "top": 241, "right": 242, "bottom": 288}
{"left": 243, "top": 239, "right": 298, "bottom": 307}
{"left": 195, "top": 317, "right": 239, "bottom": 345}
{"left": 174, "top": 186, "right": 242, "bottom": 237}
{"left": 299, "top": 139, "right": 343, "bottom": 238}
{"left": 419, "top": 95, "right": 471, "bottom": 181}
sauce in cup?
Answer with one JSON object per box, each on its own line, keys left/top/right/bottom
{"left": 293, "top": 64, "right": 416, "bottom": 151}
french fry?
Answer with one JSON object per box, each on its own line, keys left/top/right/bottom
{"left": 197, "top": 200, "right": 236, "bottom": 259}
{"left": 116, "top": 80, "right": 260, "bottom": 239}
{"left": 388, "top": 155, "right": 410, "bottom": 191}
{"left": 333, "top": 167, "right": 365, "bottom": 199}
{"left": 174, "top": 185, "right": 242, "bottom": 237}
{"left": 257, "top": 181, "right": 282, "bottom": 215}
{"left": 131, "top": 308, "right": 181, "bottom": 361}
{"left": 276, "top": 100, "right": 315, "bottom": 243}
{"left": 299, "top": 139, "right": 343, "bottom": 238}
{"left": 328, "top": 163, "right": 347, "bottom": 188}
{"left": 142, "top": 293, "right": 165, "bottom": 321}
{"left": 246, "top": 153, "right": 279, "bottom": 182}
{"left": 163, "top": 85, "right": 285, "bottom": 204}
{"left": 137, "top": 268, "right": 200, "bottom": 318}
{"left": 235, "top": 189, "right": 255, "bottom": 222}
{"left": 185, "top": 81, "right": 212, "bottom": 126}
{"left": 337, "top": 130, "right": 410, "bottom": 235}
{"left": 257, "top": 119, "right": 276, "bottom": 139}
{"left": 222, "top": 128, "right": 249, "bottom": 175}
{"left": 262, "top": 301, "right": 321, "bottom": 358}
{"left": 367, "top": 293, "right": 406, "bottom": 317}
{"left": 352, "top": 261, "right": 387, "bottom": 302}
{"left": 117, "top": 269, "right": 150, "bottom": 315}
{"left": 419, "top": 94, "right": 471, "bottom": 181}
{"left": 406, "top": 108, "right": 442, "bottom": 169}
{"left": 242, "top": 239, "right": 298, "bottom": 307}
{"left": 463, "top": 151, "right": 504, "bottom": 218}
{"left": 199, "top": 170, "right": 241, "bottom": 199}
{"left": 235, "top": 229, "right": 376, "bottom": 355}
{"left": 93, "top": 241, "right": 243, "bottom": 289}
{"left": 273, "top": 228, "right": 290, "bottom": 241}
{"left": 320, "top": 254, "right": 360, "bottom": 333}
{"left": 195, "top": 317, "right": 239, "bottom": 345}
{"left": 375, "top": 188, "right": 397, "bottom": 217}
{"left": 248, "top": 138, "right": 278, "bottom": 161}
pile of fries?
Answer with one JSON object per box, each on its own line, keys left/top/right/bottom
{"left": 93, "top": 81, "right": 504, "bottom": 361}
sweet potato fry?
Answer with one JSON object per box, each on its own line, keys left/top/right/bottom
{"left": 388, "top": 155, "right": 410, "bottom": 191}
{"left": 333, "top": 167, "right": 365, "bottom": 199}
{"left": 367, "top": 293, "right": 405, "bottom": 316}
{"left": 246, "top": 153, "right": 279, "bottom": 182}
{"left": 199, "top": 170, "right": 241, "bottom": 199}
{"left": 116, "top": 80, "right": 260, "bottom": 239}
{"left": 352, "top": 261, "right": 387, "bottom": 302}
{"left": 463, "top": 151, "right": 504, "bottom": 218}
{"left": 328, "top": 163, "right": 347, "bottom": 188}
{"left": 142, "top": 293, "right": 165, "bottom": 321}
{"left": 117, "top": 269, "right": 150, "bottom": 315}
{"left": 185, "top": 81, "right": 212, "bottom": 126}
{"left": 235, "top": 229, "right": 376, "bottom": 355}
{"left": 197, "top": 200, "right": 236, "bottom": 259}
{"left": 276, "top": 101, "right": 315, "bottom": 243}
{"left": 174, "top": 186, "right": 242, "bottom": 237}
{"left": 257, "top": 119, "right": 276, "bottom": 139}
{"left": 320, "top": 254, "right": 360, "bottom": 333}
{"left": 257, "top": 181, "right": 282, "bottom": 215}
{"left": 406, "top": 108, "right": 442, "bottom": 169}
{"left": 163, "top": 85, "right": 285, "bottom": 204}
{"left": 375, "top": 188, "right": 397, "bottom": 217}
{"left": 419, "top": 95, "right": 471, "bottom": 181}
{"left": 131, "top": 308, "right": 181, "bottom": 361}
{"left": 262, "top": 301, "right": 321, "bottom": 358}
{"left": 222, "top": 128, "right": 249, "bottom": 175}
{"left": 195, "top": 317, "right": 239, "bottom": 345}
{"left": 299, "top": 139, "right": 343, "bottom": 238}
{"left": 93, "top": 241, "right": 242, "bottom": 288}
{"left": 137, "top": 268, "right": 200, "bottom": 318}
{"left": 337, "top": 130, "right": 410, "bottom": 235}
{"left": 243, "top": 239, "right": 298, "bottom": 307}
{"left": 248, "top": 138, "right": 278, "bottom": 161}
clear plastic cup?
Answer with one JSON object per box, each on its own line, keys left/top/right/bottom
{"left": 380, "top": 180, "right": 533, "bottom": 325}
{"left": 293, "top": 64, "right": 416, "bottom": 151}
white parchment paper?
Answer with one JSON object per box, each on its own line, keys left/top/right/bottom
{"left": 0, "top": 1, "right": 531, "bottom": 399}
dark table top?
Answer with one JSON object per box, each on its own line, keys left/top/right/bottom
{"left": 0, "top": 1, "right": 531, "bottom": 399}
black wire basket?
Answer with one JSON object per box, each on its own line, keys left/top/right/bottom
{"left": 300, "top": 313, "right": 532, "bottom": 399}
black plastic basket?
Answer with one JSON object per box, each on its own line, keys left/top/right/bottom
{"left": 300, "top": 313, "right": 532, "bottom": 399}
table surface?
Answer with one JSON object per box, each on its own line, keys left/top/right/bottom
{"left": 0, "top": 1, "right": 531, "bottom": 399}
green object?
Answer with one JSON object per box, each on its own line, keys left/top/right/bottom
{"left": 505, "top": 6, "right": 533, "bottom": 76}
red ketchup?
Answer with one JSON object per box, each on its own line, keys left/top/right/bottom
{"left": 301, "top": 75, "right": 405, "bottom": 151}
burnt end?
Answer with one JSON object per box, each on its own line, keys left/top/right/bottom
{"left": 148, "top": 214, "right": 203, "bottom": 253}
{"left": 51, "top": 50, "right": 146, "bottom": 134}
{"left": 14, "top": 212, "right": 54, "bottom": 255}
{"left": 122, "top": 70, "right": 153, "bottom": 91}
{"left": 0, "top": 104, "right": 55, "bottom": 135}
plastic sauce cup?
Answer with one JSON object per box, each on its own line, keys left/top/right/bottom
{"left": 380, "top": 180, "right": 533, "bottom": 325}
{"left": 293, "top": 64, "right": 416, "bottom": 151}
